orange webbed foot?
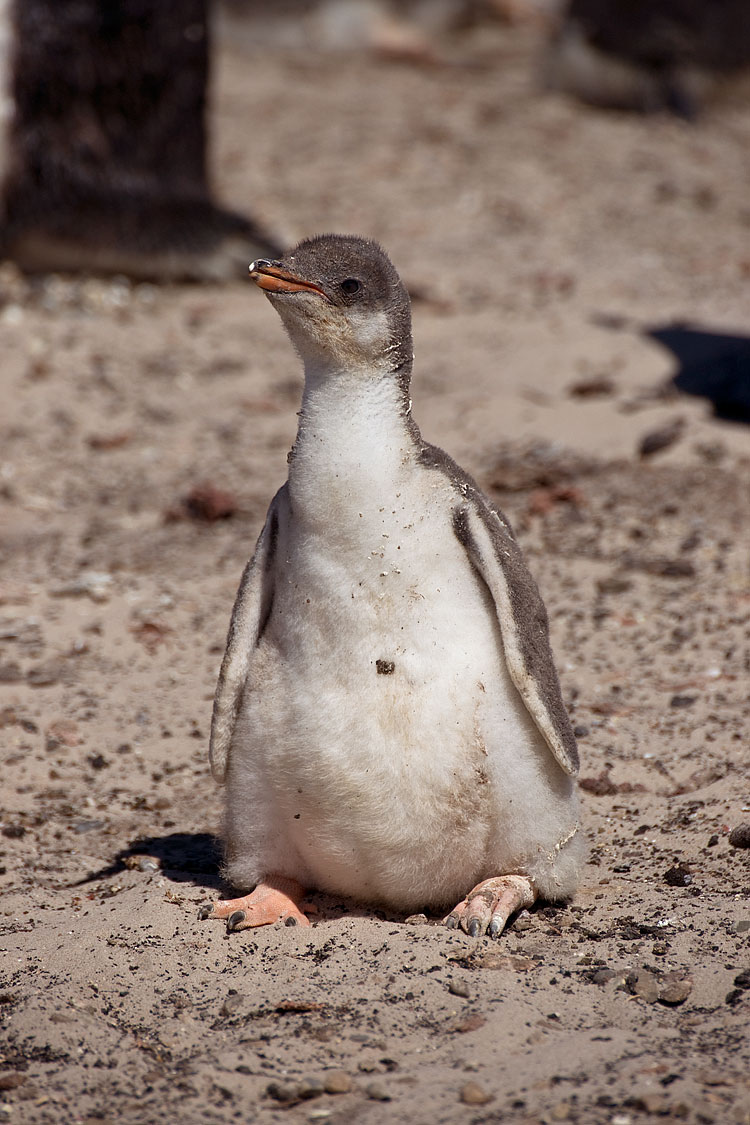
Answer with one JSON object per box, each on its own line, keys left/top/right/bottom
{"left": 444, "top": 875, "right": 536, "bottom": 939}
{"left": 199, "top": 875, "right": 310, "bottom": 931}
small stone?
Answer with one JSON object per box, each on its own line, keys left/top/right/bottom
{"left": 627, "top": 1092, "right": 670, "bottom": 1115}
{"left": 182, "top": 482, "right": 237, "bottom": 522}
{"left": 658, "top": 973, "right": 692, "bottom": 1005}
{"left": 365, "top": 1082, "right": 390, "bottom": 1102}
{"left": 221, "top": 992, "right": 243, "bottom": 1017}
{"left": 595, "top": 576, "right": 631, "bottom": 596}
{"left": 728, "top": 825, "right": 750, "bottom": 849}
{"left": 0, "top": 1073, "right": 27, "bottom": 1091}
{"left": 591, "top": 969, "right": 619, "bottom": 985}
{"left": 459, "top": 1082, "right": 493, "bottom": 1106}
{"left": 573, "top": 724, "right": 590, "bottom": 738}
{"left": 2, "top": 823, "right": 26, "bottom": 839}
{"left": 46, "top": 719, "right": 81, "bottom": 747}
{"left": 626, "top": 970, "right": 660, "bottom": 1003}
{"left": 138, "top": 857, "right": 160, "bottom": 873}
{"left": 568, "top": 374, "right": 616, "bottom": 398}
{"left": 664, "top": 864, "right": 692, "bottom": 887}
{"left": 734, "top": 921, "right": 750, "bottom": 934}
{"left": 447, "top": 979, "right": 470, "bottom": 998}
{"left": 266, "top": 1081, "right": 300, "bottom": 1103}
{"left": 733, "top": 969, "right": 750, "bottom": 990}
{"left": 323, "top": 1071, "right": 352, "bottom": 1095}
{"left": 404, "top": 913, "right": 428, "bottom": 925}
{"left": 51, "top": 571, "right": 113, "bottom": 602}
{"left": 707, "top": 835, "right": 719, "bottom": 847}
{"left": 638, "top": 417, "right": 685, "bottom": 459}
{"left": 669, "top": 694, "right": 696, "bottom": 709}
{"left": 73, "top": 819, "right": 105, "bottom": 834}
{"left": 27, "top": 660, "right": 63, "bottom": 686}
{"left": 297, "top": 1078, "right": 324, "bottom": 1100}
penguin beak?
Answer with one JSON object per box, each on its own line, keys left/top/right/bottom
{"left": 249, "top": 260, "right": 330, "bottom": 300}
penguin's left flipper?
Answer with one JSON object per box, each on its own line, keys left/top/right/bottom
{"left": 452, "top": 499, "right": 579, "bottom": 778}
{"left": 209, "top": 486, "right": 286, "bottom": 783}
{"left": 444, "top": 875, "right": 535, "bottom": 938}
{"left": 199, "top": 876, "right": 310, "bottom": 931}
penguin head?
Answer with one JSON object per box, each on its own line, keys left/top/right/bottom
{"left": 249, "top": 234, "right": 413, "bottom": 378}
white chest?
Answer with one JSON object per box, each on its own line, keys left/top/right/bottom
{"left": 275, "top": 378, "right": 496, "bottom": 676}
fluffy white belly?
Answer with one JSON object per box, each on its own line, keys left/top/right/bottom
{"left": 229, "top": 473, "right": 552, "bottom": 908}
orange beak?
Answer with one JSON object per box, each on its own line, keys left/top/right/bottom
{"left": 249, "top": 260, "right": 330, "bottom": 300}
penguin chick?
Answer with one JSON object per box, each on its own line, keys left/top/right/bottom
{"left": 201, "top": 234, "right": 584, "bottom": 938}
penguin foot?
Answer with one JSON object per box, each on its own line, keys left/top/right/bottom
{"left": 444, "top": 875, "right": 536, "bottom": 939}
{"left": 200, "top": 876, "right": 310, "bottom": 932}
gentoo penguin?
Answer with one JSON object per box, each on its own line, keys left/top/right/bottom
{"left": 0, "top": 0, "right": 279, "bottom": 280}
{"left": 201, "top": 234, "right": 583, "bottom": 938}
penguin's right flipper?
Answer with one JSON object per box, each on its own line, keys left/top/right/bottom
{"left": 208, "top": 485, "right": 285, "bottom": 783}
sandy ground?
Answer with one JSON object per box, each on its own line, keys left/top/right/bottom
{"left": 1, "top": 16, "right": 750, "bottom": 1125}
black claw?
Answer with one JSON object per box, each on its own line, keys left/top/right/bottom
{"left": 488, "top": 917, "right": 504, "bottom": 939}
{"left": 227, "top": 910, "right": 246, "bottom": 931}
{"left": 284, "top": 915, "right": 298, "bottom": 927}
{"left": 198, "top": 903, "right": 214, "bottom": 920}
{"left": 467, "top": 918, "right": 482, "bottom": 938}
{"left": 445, "top": 914, "right": 459, "bottom": 930}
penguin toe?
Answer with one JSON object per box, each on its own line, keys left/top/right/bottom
{"left": 198, "top": 877, "right": 310, "bottom": 932}
{"left": 443, "top": 875, "right": 536, "bottom": 939}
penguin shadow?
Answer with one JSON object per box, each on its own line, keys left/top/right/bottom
{"left": 74, "top": 831, "right": 225, "bottom": 892}
{"left": 647, "top": 322, "right": 750, "bottom": 423}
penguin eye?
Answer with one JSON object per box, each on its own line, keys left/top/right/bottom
{"left": 340, "top": 278, "right": 361, "bottom": 296}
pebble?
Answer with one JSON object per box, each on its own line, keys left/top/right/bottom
{"left": 664, "top": 863, "right": 692, "bottom": 887}
{"left": 50, "top": 572, "right": 114, "bottom": 602}
{"left": 220, "top": 992, "right": 243, "bottom": 1017}
{"left": 459, "top": 1081, "right": 493, "bottom": 1106}
{"left": 73, "top": 820, "right": 105, "bottom": 834}
{"left": 364, "top": 1082, "right": 390, "bottom": 1101}
{"left": 638, "top": 417, "right": 685, "bottom": 459}
{"left": 404, "top": 913, "right": 429, "bottom": 925}
{"left": 626, "top": 970, "right": 660, "bottom": 1004}
{"left": 267, "top": 1081, "right": 299, "bottom": 1103}
{"left": 669, "top": 694, "right": 696, "bottom": 708}
{"left": 323, "top": 1071, "right": 352, "bottom": 1094}
{"left": 27, "top": 660, "right": 64, "bottom": 687}
{"left": 734, "top": 969, "right": 750, "bottom": 990}
{"left": 728, "top": 824, "right": 750, "bottom": 848}
{"left": 658, "top": 973, "right": 692, "bottom": 1005}
{"left": 297, "top": 1078, "right": 324, "bottom": 1100}
{"left": 0, "top": 1073, "right": 27, "bottom": 1091}
{"left": 447, "top": 979, "right": 470, "bottom": 998}
{"left": 1, "top": 824, "right": 26, "bottom": 839}
{"left": 591, "top": 968, "right": 620, "bottom": 985}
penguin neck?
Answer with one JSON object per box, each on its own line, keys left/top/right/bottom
{"left": 287, "top": 358, "right": 420, "bottom": 520}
